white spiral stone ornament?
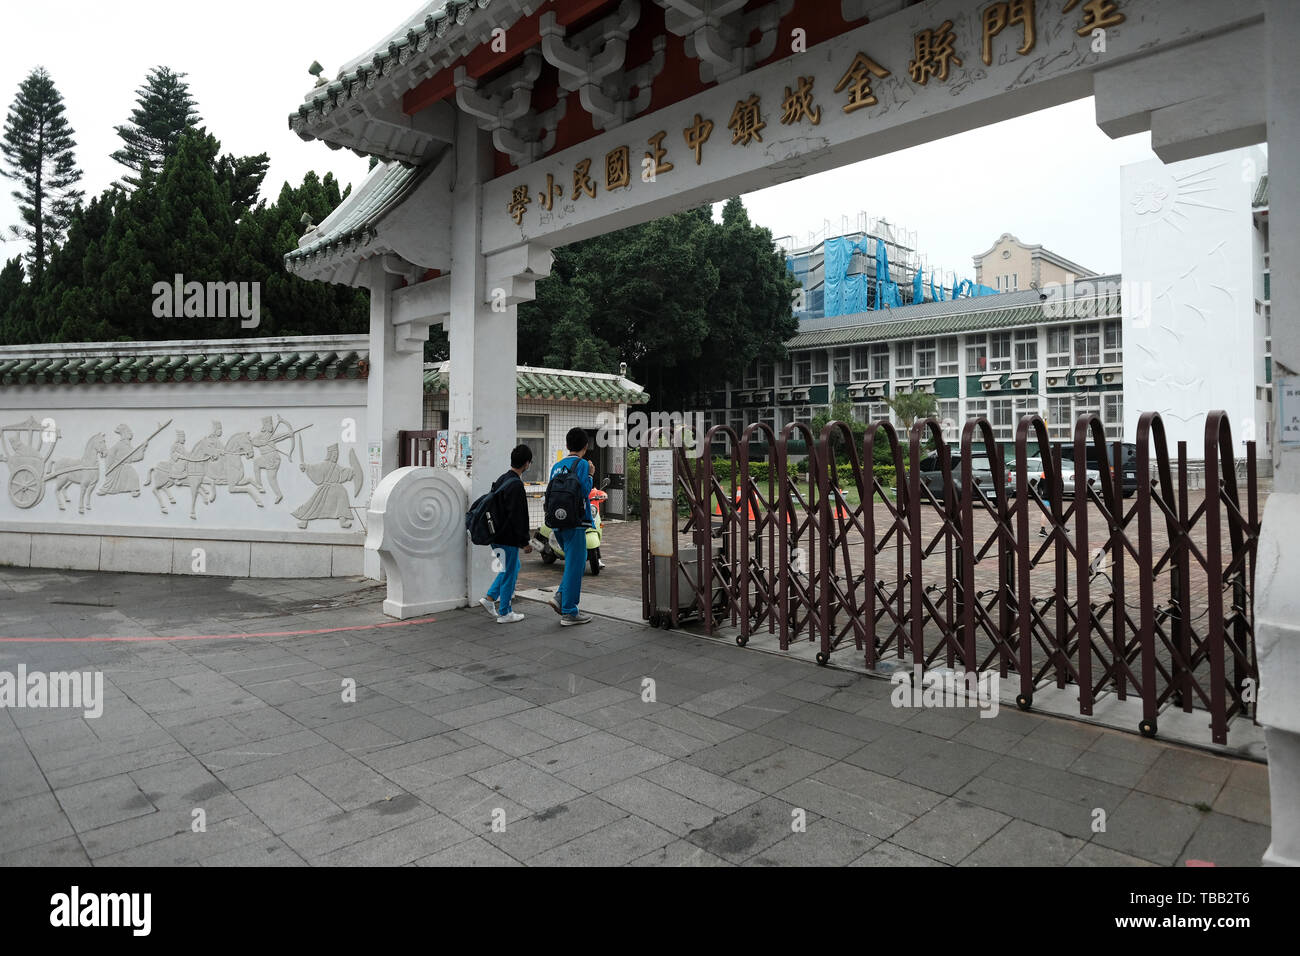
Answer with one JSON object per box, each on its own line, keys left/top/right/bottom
{"left": 367, "top": 466, "right": 469, "bottom": 618}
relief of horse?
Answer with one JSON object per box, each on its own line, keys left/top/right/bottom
{"left": 145, "top": 433, "right": 261, "bottom": 519}
{"left": 48, "top": 433, "right": 108, "bottom": 514}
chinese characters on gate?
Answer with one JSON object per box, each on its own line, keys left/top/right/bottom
{"left": 506, "top": 1, "right": 1126, "bottom": 225}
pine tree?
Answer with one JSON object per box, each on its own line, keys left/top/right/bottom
{"left": 111, "top": 66, "right": 201, "bottom": 190}
{"left": 1, "top": 67, "right": 84, "bottom": 285}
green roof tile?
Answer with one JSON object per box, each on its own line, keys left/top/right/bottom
{"left": 424, "top": 365, "right": 648, "bottom": 404}
{"left": 0, "top": 345, "right": 369, "bottom": 390}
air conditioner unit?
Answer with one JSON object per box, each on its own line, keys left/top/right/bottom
{"left": 1045, "top": 373, "right": 1062, "bottom": 388}
{"left": 1008, "top": 375, "right": 1027, "bottom": 390}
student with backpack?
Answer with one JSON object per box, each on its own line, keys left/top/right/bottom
{"left": 472, "top": 444, "right": 534, "bottom": 624}
{"left": 544, "top": 428, "right": 594, "bottom": 627}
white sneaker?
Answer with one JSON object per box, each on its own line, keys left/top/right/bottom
{"left": 479, "top": 597, "right": 499, "bottom": 616}
{"left": 497, "top": 612, "right": 525, "bottom": 624}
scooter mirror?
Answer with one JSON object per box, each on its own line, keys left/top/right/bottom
{"left": 600, "top": 478, "right": 611, "bottom": 490}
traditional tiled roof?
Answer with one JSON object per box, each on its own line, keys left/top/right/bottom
{"left": 289, "top": 0, "right": 499, "bottom": 146}
{"left": 1253, "top": 174, "right": 1269, "bottom": 209}
{"left": 424, "top": 362, "right": 649, "bottom": 404}
{"left": 0, "top": 337, "right": 369, "bottom": 387}
{"left": 788, "top": 277, "right": 1122, "bottom": 350}
{"left": 286, "top": 161, "right": 423, "bottom": 269}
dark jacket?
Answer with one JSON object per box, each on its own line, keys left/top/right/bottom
{"left": 490, "top": 471, "right": 530, "bottom": 548}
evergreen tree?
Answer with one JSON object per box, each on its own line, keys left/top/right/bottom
{"left": 111, "top": 66, "right": 200, "bottom": 190}
{"left": 518, "top": 197, "right": 799, "bottom": 411}
{"left": 1, "top": 67, "right": 84, "bottom": 285}
{"left": 218, "top": 151, "right": 269, "bottom": 218}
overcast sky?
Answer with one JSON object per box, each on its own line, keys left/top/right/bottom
{"left": 2, "top": 0, "right": 1171, "bottom": 281}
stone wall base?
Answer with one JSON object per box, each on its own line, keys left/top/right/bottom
{"left": 0, "top": 530, "right": 362, "bottom": 578}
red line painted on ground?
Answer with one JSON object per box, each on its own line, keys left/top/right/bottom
{"left": 0, "top": 617, "right": 439, "bottom": 644}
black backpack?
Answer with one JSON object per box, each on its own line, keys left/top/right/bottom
{"left": 465, "top": 475, "right": 519, "bottom": 546}
{"left": 543, "top": 460, "right": 585, "bottom": 530}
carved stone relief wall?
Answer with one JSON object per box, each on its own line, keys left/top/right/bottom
{"left": 0, "top": 407, "right": 369, "bottom": 535}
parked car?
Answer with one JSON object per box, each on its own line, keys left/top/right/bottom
{"left": 917, "top": 451, "right": 993, "bottom": 499}
{"left": 1060, "top": 441, "right": 1139, "bottom": 498}
{"left": 1005, "top": 456, "right": 1102, "bottom": 497}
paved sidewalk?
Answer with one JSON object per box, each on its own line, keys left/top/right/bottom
{"left": 0, "top": 568, "right": 1272, "bottom": 866}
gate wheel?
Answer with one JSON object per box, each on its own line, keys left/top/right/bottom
{"left": 1139, "top": 718, "right": 1158, "bottom": 738}
{"left": 648, "top": 612, "right": 662, "bottom": 628}
{"left": 815, "top": 652, "right": 829, "bottom": 666}
{"left": 735, "top": 635, "right": 748, "bottom": 647}
{"left": 1016, "top": 693, "right": 1033, "bottom": 711}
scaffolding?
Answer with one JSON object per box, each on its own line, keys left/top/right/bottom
{"left": 776, "top": 212, "right": 968, "bottom": 320}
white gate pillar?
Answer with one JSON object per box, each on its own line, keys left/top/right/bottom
{"left": 364, "top": 261, "right": 429, "bottom": 580}
{"left": 1258, "top": 0, "right": 1300, "bottom": 868}
{"left": 447, "top": 113, "right": 552, "bottom": 604}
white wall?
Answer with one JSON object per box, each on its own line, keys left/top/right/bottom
{"left": 1120, "top": 146, "right": 1267, "bottom": 455}
{"left": 0, "top": 357, "right": 370, "bottom": 576}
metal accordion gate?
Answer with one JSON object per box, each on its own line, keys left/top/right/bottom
{"left": 639, "top": 412, "right": 1261, "bottom": 746}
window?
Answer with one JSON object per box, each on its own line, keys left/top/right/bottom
{"left": 731, "top": 409, "right": 747, "bottom": 433}
{"left": 916, "top": 338, "right": 937, "bottom": 377}
{"left": 870, "top": 343, "right": 890, "bottom": 380}
{"left": 895, "top": 341, "right": 914, "bottom": 378}
{"left": 795, "top": 353, "right": 812, "bottom": 386}
{"left": 1014, "top": 397, "right": 1039, "bottom": 427}
{"left": 966, "top": 336, "right": 988, "bottom": 373}
{"left": 813, "top": 351, "right": 829, "bottom": 384}
{"left": 856, "top": 402, "right": 891, "bottom": 426}
{"left": 1075, "top": 399, "right": 1101, "bottom": 436}
{"left": 833, "top": 348, "right": 850, "bottom": 385}
{"left": 988, "top": 331, "right": 1012, "bottom": 372}
{"left": 1047, "top": 327, "right": 1071, "bottom": 368}
{"left": 938, "top": 400, "right": 959, "bottom": 441}
{"left": 1074, "top": 322, "right": 1100, "bottom": 366}
{"left": 990, "top": 398, "right": 1014, "bottom": 441}
{"left": 1103, "top": 320, "right": 1122, "bottom": 364}
{"left": 1103, "top": 393, "right": 1123, "bottom": 440}
{"left": 851, "top": 346, "right": 870, "bottom": 381}
{"left": 743, "top": 360, "right": 759, "bottom": 389}
{"left": 966, "top": 398, "right": 988, "bottom": 421}
{"left": 1047, "top": 397, "right": 1072, "bottom": 440}
{"left": 1013, "top": 329, "right": 1037, "bottom": 371}
{"left": 517, "top": 414, "right": 547, "bottom": 483}
{"left": 938, "top": 337, "right": 959, "bottom": 375}
{"left": 779, "top": 358, "right": 794, "bottom": 387}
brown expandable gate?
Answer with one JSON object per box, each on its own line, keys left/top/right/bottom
{"left": 640, "top": 412, "right": 1260, "bottom": 745}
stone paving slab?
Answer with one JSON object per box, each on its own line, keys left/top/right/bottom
{"left": 0, "top": 566, "right": 1274, "bottom": 867}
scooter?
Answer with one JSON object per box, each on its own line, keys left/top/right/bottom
{"left": 535, "top": 480, "right": 609, "bottom": 575}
